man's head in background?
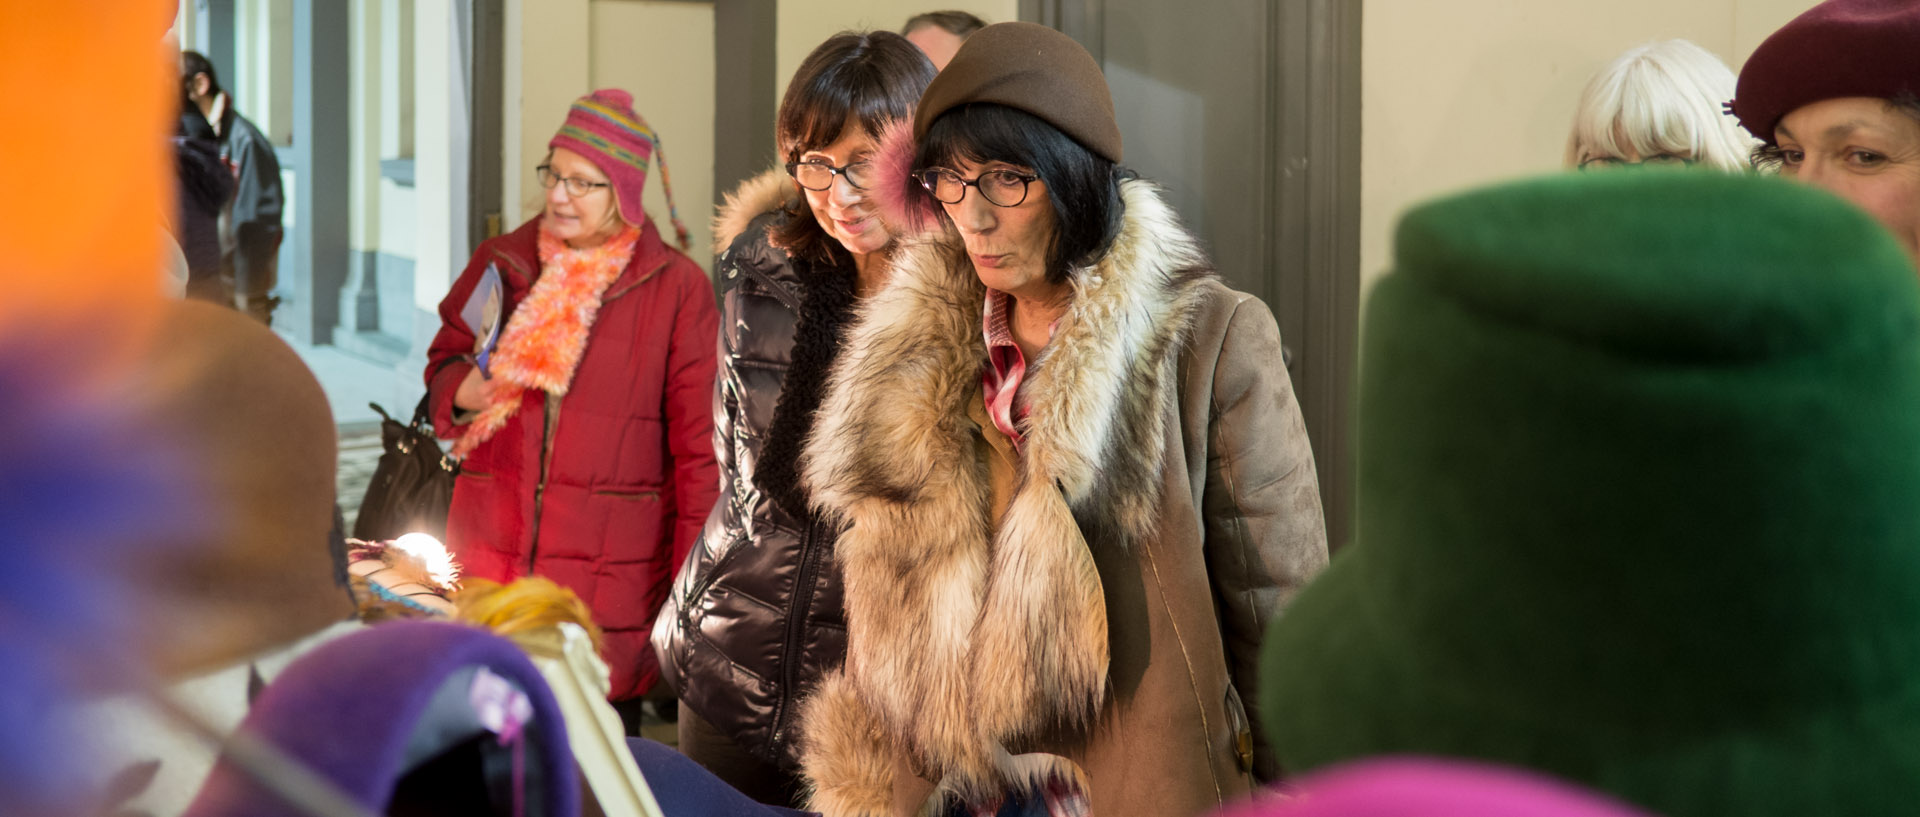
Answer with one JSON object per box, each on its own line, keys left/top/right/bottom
{"left": 901, "top": 10, "right": 985, "bottom": 71}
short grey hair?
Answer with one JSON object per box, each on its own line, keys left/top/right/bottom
{"left": 1565, "top": 39, "right": 1757, "bottom": 173}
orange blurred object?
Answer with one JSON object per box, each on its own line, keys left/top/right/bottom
{"left": 0, "top": 0, "right": 171, "bottom": 338}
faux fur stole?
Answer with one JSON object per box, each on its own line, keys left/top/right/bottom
{"left": 797, "top": 179, "right": 1215, "bottom": 814}
{"left": 451, "top": 223, "right": 641, "bottom": 459}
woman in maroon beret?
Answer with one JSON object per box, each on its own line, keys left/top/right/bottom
{"left": 793, "top": 20, "right": 1329, "bottom": 817}
{"left": 1732, "top": 0, "right": 1920, "bottom": 267}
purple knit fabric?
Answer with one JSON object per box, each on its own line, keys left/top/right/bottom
{"left": 183, "top": 620, "right": 576, "bottom": 817}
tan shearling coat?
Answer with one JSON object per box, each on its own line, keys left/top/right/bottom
{"left": 798, "top": 179, "right": 1328, "bottom": 817}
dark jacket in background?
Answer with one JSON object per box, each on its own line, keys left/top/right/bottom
{"left": 653, "top": 170, "right": 853, "bottom": 772}
{"left": 174, "top": 108, "right": 232, "bottom": 296}
{"left": 212, "top": 96, "right": 283, "bottom": 301}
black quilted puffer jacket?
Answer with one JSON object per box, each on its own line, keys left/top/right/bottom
{"left": 653, "top": 177, "right": 856, "bottom": 771}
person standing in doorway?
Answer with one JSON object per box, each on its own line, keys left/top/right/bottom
{"left": 182, "top": 50, "right": 284, "bottom": 325}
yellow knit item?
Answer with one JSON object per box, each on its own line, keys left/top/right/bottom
{"left": 454, "top": 577, "right": 606, "bottom": 656}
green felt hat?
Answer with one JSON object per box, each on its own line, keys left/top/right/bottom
{"left": 1262, "top": 170, "right": 1920, "bottom": 817}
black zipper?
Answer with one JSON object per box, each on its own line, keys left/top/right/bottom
{"left": 528, "top": 392, "right": 561, "bottom": 572}
{"left": 771, "top": 516, "right": 827, "bottom": 747}
{"left": 739, "top": 259, "right": 802, "bottom": 313}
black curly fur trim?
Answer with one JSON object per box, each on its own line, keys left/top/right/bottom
{"left": 753, "top": 246, "right": 860, "bottom": 521}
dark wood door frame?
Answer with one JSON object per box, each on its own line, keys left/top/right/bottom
{"left": 465, "top": 0, "right": 505, "bottom": 248}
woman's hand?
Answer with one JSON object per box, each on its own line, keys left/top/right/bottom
{"left": 453, "top": 364, "right": 503, "bottom": 412}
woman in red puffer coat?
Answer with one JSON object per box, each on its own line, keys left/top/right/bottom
{"left": 425, "top": 89, "right": 718, "bottom": 704}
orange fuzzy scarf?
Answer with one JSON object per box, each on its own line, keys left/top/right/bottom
{"left": 451, "top": 223, "right": 640, "bottom": 459}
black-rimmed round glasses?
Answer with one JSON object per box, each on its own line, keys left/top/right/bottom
{"left": 536, "top": 165, "right": 611, "bottom": 197}
{"left": 914, "top": 168, "right": 1040, "bottom": 207}
{"left": 787, "top": 160, "right": 874, "bottom": 191}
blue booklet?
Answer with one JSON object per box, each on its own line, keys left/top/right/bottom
{"left": 460, "top": 263, "right": 504, "bottom": 378}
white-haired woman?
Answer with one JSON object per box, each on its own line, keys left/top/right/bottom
{"left": 1565, "top": 39, "right": 1756, "bottom": 172}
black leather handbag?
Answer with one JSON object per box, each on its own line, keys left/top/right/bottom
{"left": 353, "top": 394, "right": 457, "bottom": 542}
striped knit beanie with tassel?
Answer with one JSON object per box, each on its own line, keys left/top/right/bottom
{"left": 549, "top": 88, "right": 690, "bottom": 250}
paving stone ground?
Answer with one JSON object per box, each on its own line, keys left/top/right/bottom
{"left": 336, "top": 423, "right": 385, "bottom": 529}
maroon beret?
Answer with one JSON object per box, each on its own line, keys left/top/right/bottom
{"left": 1732, "top": 0, "right": 1920, "bottom": 145}
{"left": 913, "top": 21, "right": 1123, "bottom": 163}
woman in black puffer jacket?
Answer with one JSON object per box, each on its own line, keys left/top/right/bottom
{"left": 651, "top": 30, "right": 935, "bottom": 808}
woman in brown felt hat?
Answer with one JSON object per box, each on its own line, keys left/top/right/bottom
{"left": 1732, "top": 0, "right": 1920, "bottom": 268}
{"left": 792, "top": 21, "right": 1330, "bottom": 817}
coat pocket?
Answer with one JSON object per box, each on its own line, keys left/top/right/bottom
{"left": 536, "top": 483, "right": 668, "bottom": 563}
{"left": 590, "top": 488, "right": 661, "bottom": 501}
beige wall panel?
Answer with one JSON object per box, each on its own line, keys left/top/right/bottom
{"left": 505, "top": 0, "right": 593, "bottom": 228}
{"left": 1358, "top": 0, "right": 1819, "bottom": 294}
{"left": 590, "top": 0, "right": 717, "bottom": 274}
{"left": 775, "top": 0, "right": 1014, "bottom": 107}
{"left": 1734, "top": 1, "right": 1815, "bottom": 63}
{"left": 350, "top": 0, "right": 383, "bottom": 251}
{"left": 380, "top": 178, "right": 418, "bottom": 260}
{"left": 414, "top": 0, "right": 455, "bottom": 312}
{"left": 234, "top": 0, "right": 293, "bottom": 143}
{"left": 266, "top": 0, "right": 294, "bottom": 145}
{"left": 382, "top": 0, "right": 416, "bottom": 159}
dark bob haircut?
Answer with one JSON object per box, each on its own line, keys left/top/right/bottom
{"left": 913, "top": 103, "right": 1129, "bottom": 285}
{"left": 770, "top": 31, "right": 936, "bottom": 264}
{"left": 181, "top": 50, "right": 222, "bottom": 97}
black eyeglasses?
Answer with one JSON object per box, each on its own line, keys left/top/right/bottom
{"left": 914, "top": 168, "right": 1040, "bottom": 207}
{"left": 786, "top": 159, "right": 874, "bottom": 191}
{"left": 536, "top": 165, "right": 611, "bottom": 197}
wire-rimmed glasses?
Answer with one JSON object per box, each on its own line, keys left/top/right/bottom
{"left": 536, "top": 164, "right": 611, "bottom": 197}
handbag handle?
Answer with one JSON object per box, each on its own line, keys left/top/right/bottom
{"left": 366, "top": 394, "right": 434, "bottom": 432}
{"left": 365, "top": 394, "right": 437, "bottom": 435}
{"left": 409, "top": 392, "right": 434, "bottom": 430}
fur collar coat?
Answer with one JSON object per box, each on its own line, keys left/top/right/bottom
{"left": 798, "top": 179, "right": 1330, "bottom": 816}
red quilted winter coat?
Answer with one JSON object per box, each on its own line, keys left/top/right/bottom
{"left": 425, "top": 215, "right": 720, "bottom": 700}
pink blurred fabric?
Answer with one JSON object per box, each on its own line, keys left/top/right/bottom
{"left": 1216, "top": 758, "right": 1660, "bottom": 817}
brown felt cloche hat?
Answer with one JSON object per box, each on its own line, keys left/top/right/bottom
{"left": 1732, "top": 0, "right": 1920, "bottom": 145}
{"left": 913, "top": 21, "right": 1123, "bottom": 163}
{"left": 126, "top": 300, "right": 353, "bottom": 676}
